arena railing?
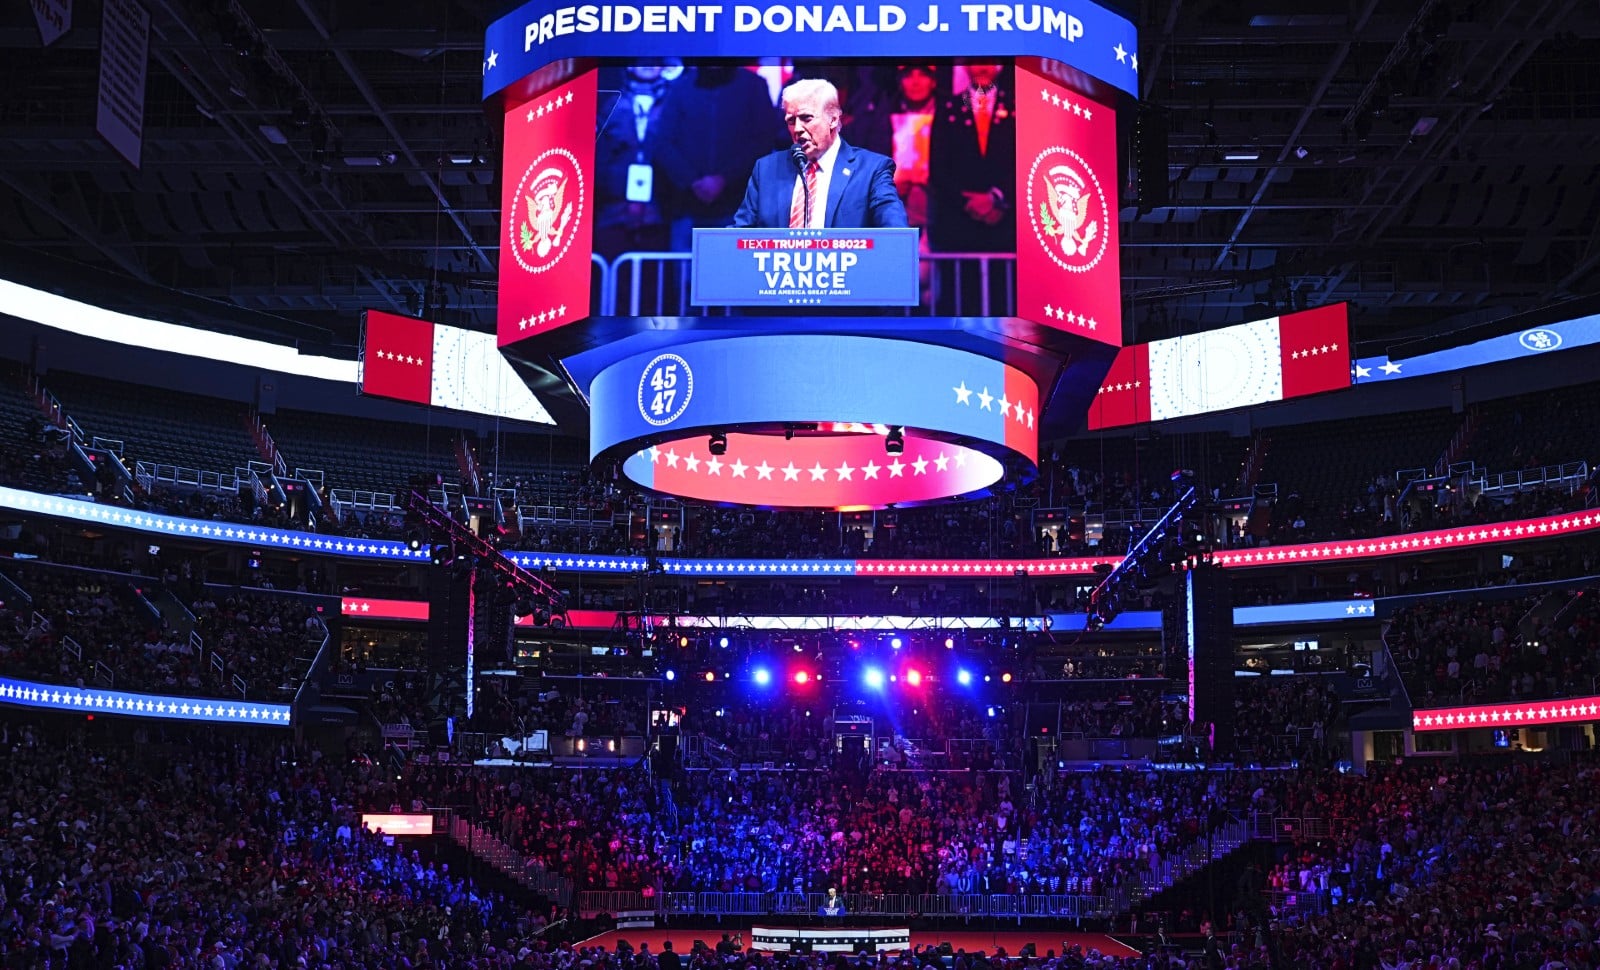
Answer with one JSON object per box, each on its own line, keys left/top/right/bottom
{"left": 1475, "top": 460, "right": 1590, "bottom": 498}
{"left": 1262, "top": 888, "right": 1330, "bottom": 921}
{"left": 446, "top": 812, "right": 575, "bottom": 906}
{"left": 574, "top": 890, "right": 1118, "bottom": 921}
{"left": 327, "top": 489, "right": 401, "bottom": 519}
{"left": 135, "top": 461, "right": 242, "bottom": 496}
{"left": 607, "top": 251, "right": 1016, "bottom": 318}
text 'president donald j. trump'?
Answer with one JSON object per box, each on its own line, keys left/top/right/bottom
{"left": 733, "top": 79, "right": 909, "bottom": 230}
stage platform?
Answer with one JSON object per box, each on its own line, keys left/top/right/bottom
{"left": 578, "top": 928, "right": 1141, "bottom": 960}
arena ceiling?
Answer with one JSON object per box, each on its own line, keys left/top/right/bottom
{"left": 1, "top": 0, "right": 1598, "bottom": 356}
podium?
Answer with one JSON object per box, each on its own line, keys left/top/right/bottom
{"left": 690, "top": 228, "right": 920, "bottom": 307}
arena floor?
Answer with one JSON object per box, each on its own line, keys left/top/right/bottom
{"left": 578, "top": 928, "right": 1142, "bottom": 959}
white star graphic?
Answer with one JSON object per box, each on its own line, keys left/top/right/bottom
{"left": 997, "top": 394, "right": 1012, "bottom": 418}
{"left": 526, "top": 108, "right": 536, "bottom": 123}
{"left": 756, "top": 461, "right": 774, "bottom": 480}
{"left": 730, "top": 459, "right": 749, "bottom": 478}
{"left": 705, "top": 456, "right": 724, "bottom": 476}
{"left": 977, "top": 387, "right": 994, "bottom": 410}
{"left": 664, "top": 449, "right": 680, "bottom": 468}
{"left": 934, "top": 453, "right": 950, "bottom": 472}
{"left": 1113, "top": 43, "right": 1128, "bottom": 63}
{"left": 912, "top": 456, "right": 929, "bottom": 475}
{"left": 888, "top": 459, "right": 906, "bottom": 477}
{"left": 953, "top": 381, "right": 973, "bottom": 405}
{"left": 683, "top": 453, "right": 701, "bottom": 473}
{"left": 808, "top": 462, "right": 828, "bottom": 481}
{"left": 1131, "top": 54, "right": 1138, "bottom": 71}
{"left": 835, "top": 462, "right": 854, "bottom": 481}
{"left": 782, "top": 462, "right": 801, "bottom": 481}
{"left": 861, "top": 461, "right": 881, "bottom": 479}
{"left": 1380, "top": 360, "right": 1402, "bottom": 375}
{"left": 1013, "top": 402, "right": 1027, "bottom": 425}
{"left": 486, "top": 49, "right": 498, "bottom": 70}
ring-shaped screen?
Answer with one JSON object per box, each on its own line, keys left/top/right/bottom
{"left": 623, "top": 430, "right": 1005, "bottom": 508}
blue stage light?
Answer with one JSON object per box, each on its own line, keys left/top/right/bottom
{"left": 753, "top": 667, "right": 772, "bottom": 686}
{"left": 719, "top": 636, "right": 729, "bottom": 648}
{"left": 890, "top": 637, "right": 903, "bottom": 649}
{"left": 863, "top": 667, "right": 886, "bottom": 689}
{"left": 664, "top": 669, "right": 676, "bottom": 682}
{"left": 956, "top": 668, "right": 973, "bottom": 686}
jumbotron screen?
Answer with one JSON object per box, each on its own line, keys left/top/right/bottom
{"left": 496, "top": 58, "right": 1122, "bottom": 345}
{"left": 1087, "top": 304, "right": 1351, "bottom": 430}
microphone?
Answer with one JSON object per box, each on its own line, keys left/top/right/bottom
{"left": 788, "top": 143, "right": 809, "bottom": 172}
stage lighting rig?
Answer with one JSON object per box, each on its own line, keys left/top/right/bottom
{"left": 1085, "top": 486, "right": 1198, "bottom": 631}
{"left": 406, "top": 490, "right": 565, "bottom": 622}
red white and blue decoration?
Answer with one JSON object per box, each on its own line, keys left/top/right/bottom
{"left": 0, "top": 675, "right": 292, "bottom": 726}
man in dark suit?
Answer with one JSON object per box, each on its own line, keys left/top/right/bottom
{"left": 928, "top": 63, "right": 1017, "bottom": 314}
{"left": 929, "top": 63, "right": 1016, "bottom": 253}
{"left": 733, "top": 78, "right": 908, "bottom": 230}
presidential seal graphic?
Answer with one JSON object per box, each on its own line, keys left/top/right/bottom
{"left": 1025, "top": 146, "right": 1109, "bottom": 273}
{"left": 509, "top": 148, "right": 585, "bottom": 274}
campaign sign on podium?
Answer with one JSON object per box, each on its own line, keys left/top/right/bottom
{"left": 690, "top": 228, "right": 920, "bottom": 307}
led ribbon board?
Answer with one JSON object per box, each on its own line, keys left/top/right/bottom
{"left": 481, "top": 2, "right": 1141, "bottom": 101}
{"left": 588, "top": 335, "right": 1039, "bottom": 507}
{"left": 0, "top": 676, "right": 292, "bottom": 726}
{"left": 5, "top": 486, "right": 1599, "bottom": 573}
{"left": 1412, "top": 695, "right": 1600, "bottom": 733}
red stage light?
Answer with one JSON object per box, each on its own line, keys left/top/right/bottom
{"left": 1001, "top": 672, "right": 1013, "bottom": 683}
{"left": 703, "top": 671, "right": 716, "bottom": 683}
{"left": 905, "top": 669, "right": 923, "bottom": 687}
{"left": 794, "top": 671, "right": 810, "bottom": 685}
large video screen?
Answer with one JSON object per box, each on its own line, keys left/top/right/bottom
{"left": 496, "top": 59, "right": 1120, "bottom": 343}
{"left": 359, "top": 310, "right": 554, "bottom": 424}
{"left": 1087, "top": 304, "right": 1351, "bottom": 430}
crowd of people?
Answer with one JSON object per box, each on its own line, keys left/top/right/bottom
{"left": 0, "top": 723, "right": 569, "bottom": 969}
{"left": 0, "top": 562, "right": 324, "bottom": 701}
{"left": 1388, "top": 587, "right": 1600, "bottom": 706}
{"left": 0, "top": 703, "right": 1594, "bottom": 970}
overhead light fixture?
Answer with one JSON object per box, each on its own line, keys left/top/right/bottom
{"left": 1223, "top": 151, "right": 1260, "bottom": 162}
{"left": 708, "top": 432, "right": 727, "bottom": 456}
{"left": 885, "top": 427, "right": 904, "bottom": 455}
{"left": 1294, "top": 146, "right": 1309, "bottom": 160}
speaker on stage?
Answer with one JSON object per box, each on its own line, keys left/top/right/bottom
{"left": 1021, "top": 943, "right": 1037, "bottom": 958}
{"left": 1186, "top": 564, "right": 1235, "bottom": 755}
{"left": 427, "top": 565, "right": 472, "bottom": 667}
{"left": 937, "top": 942, "right": 953, "bottom": 957}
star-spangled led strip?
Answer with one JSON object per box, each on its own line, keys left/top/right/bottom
{"left": 0, "top": 675, "right": 292, "bottom": 726}
{"left": 2, "top": 486, "right": 1597, "bottom": 577}
{"left": 1412, "top": 694, "right": 1600, "bottom": 732}
{"left": 341, "top": 600, "right": 1376, "bottom": 631}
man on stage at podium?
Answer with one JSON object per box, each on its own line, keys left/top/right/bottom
{"left": 820, "top": 886, "right": 847, "bottom": 924}
{"left": 733, "top": 79, "right": 909, "bottom": 230}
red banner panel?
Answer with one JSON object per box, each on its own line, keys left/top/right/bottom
{"left": 1279, "top": 302, "right": 1351, "bottom": 398}
{"left": 1014, "top": 64, "right": 1122, "bottom": 347}
{"left": 360, "top": 311, "right": 433, "bottom": 405}
{"left": 497, "top": 69, "right": 598, "bottom": 346}
{"left": 1086, "top": 343, "right": 1150, "bottom": 430}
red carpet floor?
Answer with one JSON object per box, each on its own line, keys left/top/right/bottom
{"left": 578, "top": 928, "right": 1140, "bottom": 959}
